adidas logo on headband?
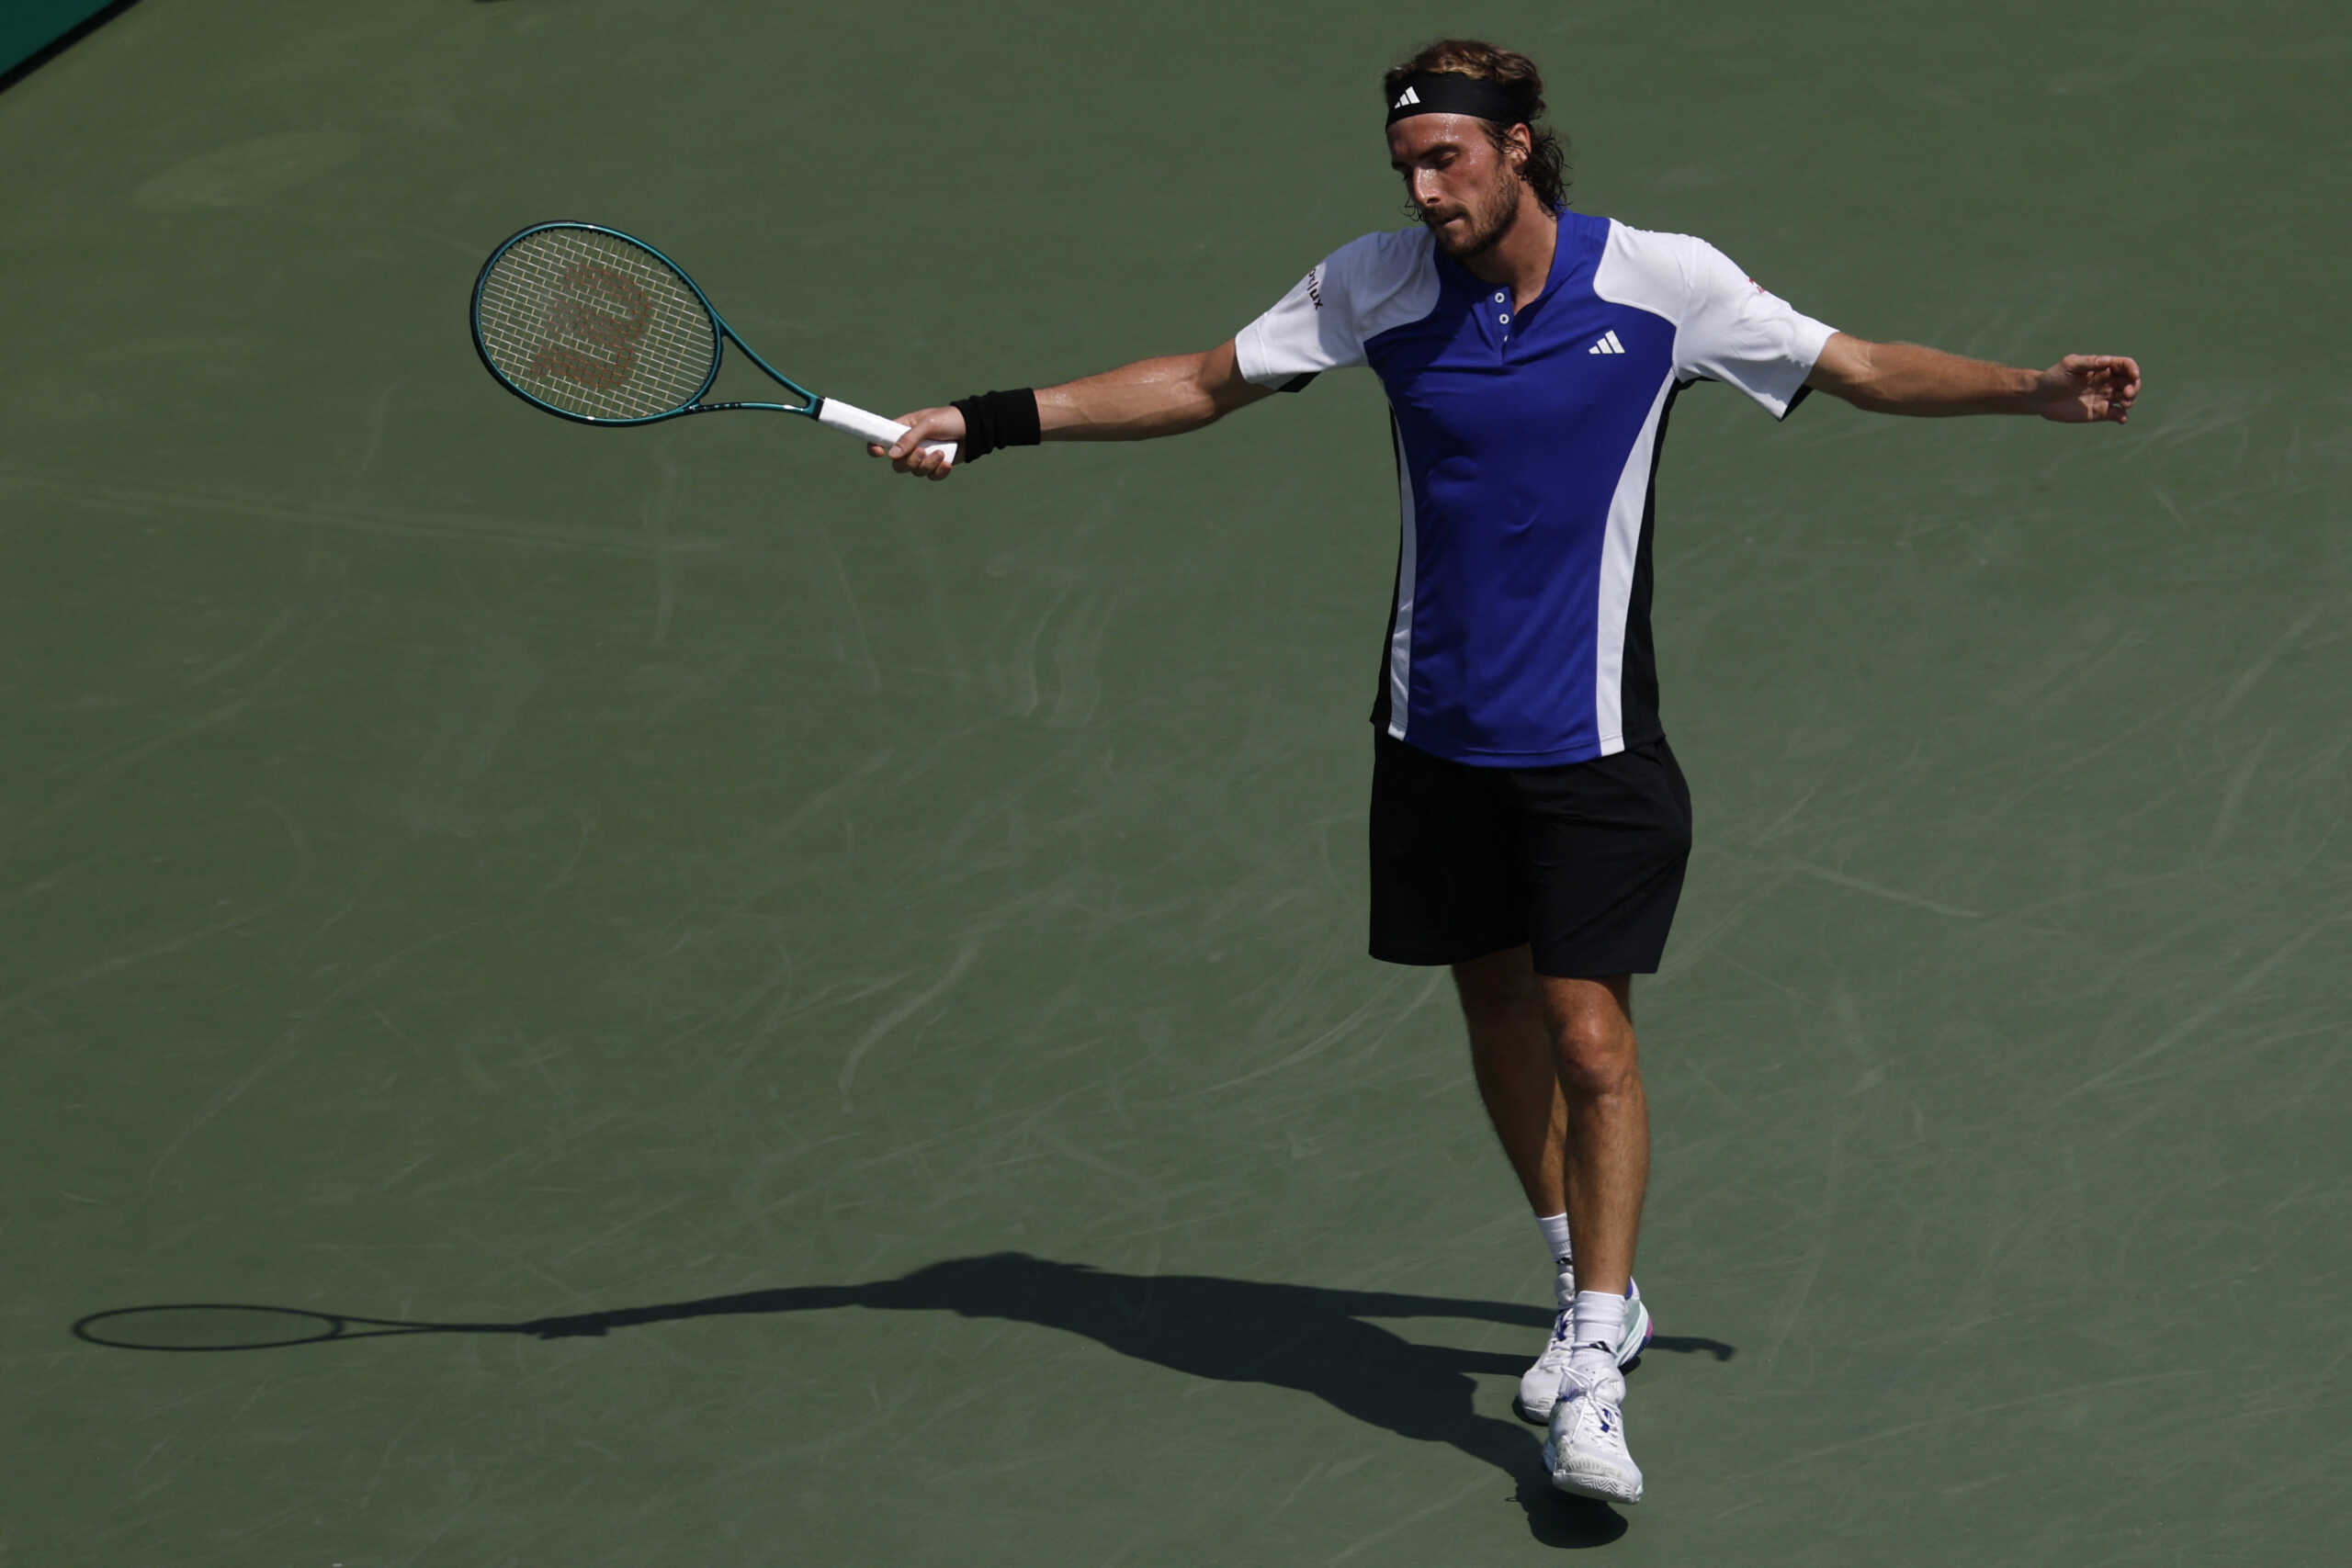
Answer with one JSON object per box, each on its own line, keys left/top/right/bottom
{"left": 1384, "top": 73, "right": 1527, "bottom": 126}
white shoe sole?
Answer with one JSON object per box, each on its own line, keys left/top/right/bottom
{"left": 1543, "top": 1438, "right": 1644, "bottom": 1505}
{"left": 1512, "top": 1292, "right": 1654, "bottom": 1424}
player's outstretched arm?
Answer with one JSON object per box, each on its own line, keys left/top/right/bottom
{"left": 1038, "top": 337, "right": 1277, "bottom": 442}
{"left": 872, "top": 339, "right": 1272, "bottom": 480}
{"left": 1806, "top": 333, "right": 2142, "bottom": 423}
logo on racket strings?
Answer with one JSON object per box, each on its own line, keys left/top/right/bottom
{"left": 528, "top": 263, "right": 653, "bottom": 390}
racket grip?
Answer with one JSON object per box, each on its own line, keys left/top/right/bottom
{"left": 816, "top": 397, "right": 957, "bottom": 465}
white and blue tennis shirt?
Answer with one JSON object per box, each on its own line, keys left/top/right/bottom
{"left": 1235, "top": 210, "right": 1836, "bottom": 767}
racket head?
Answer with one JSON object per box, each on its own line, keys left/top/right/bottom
{"left": 471, "top": 222, "right": 725, "bottom": 424}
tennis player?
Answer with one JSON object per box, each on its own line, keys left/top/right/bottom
{"left": 870, "top": 39, "right": 2140, "bottom": 1506}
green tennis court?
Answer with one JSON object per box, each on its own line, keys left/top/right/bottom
{"left": 4, "top": 2, "right": 2346, "bottom": 1562}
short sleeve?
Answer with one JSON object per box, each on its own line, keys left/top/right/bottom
{"left": 1675, "top": 239, "right": 1837, "bottom": 420}
{"left": 1235, "top": 246, "right": 1367, "bottom": 389}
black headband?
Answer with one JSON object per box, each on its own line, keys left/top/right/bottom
{"left": 1385, "top": 72, "right": 1533, "bottom": 128}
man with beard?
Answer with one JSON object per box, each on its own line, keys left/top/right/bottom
{"left": 868, "top": 39, "right": 2140, "bottom": 1506}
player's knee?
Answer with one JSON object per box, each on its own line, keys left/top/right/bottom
{"left": 1552, "top": 1016, "right": 1638, "bottom": 1097}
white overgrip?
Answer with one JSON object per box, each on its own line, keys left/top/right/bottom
{"left": 815, "top": 397, "right": 957, "bottom": 465}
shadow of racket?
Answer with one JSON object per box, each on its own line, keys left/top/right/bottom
{"left": 71, "top": 1303, "right": 550, "bottom": 1351}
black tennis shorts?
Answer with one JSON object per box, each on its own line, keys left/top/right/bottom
{"left": 1368, "top": 729, "right": 1694, "bottom": 978}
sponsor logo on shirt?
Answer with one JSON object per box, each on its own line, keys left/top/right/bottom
{"left": 1306, "top": 266, "right": 1324, "bottom": 310}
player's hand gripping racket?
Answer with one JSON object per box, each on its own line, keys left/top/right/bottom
{"left": 469, "top": 221, "right": 954, "bottom": 462}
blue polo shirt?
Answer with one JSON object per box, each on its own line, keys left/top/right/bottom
{"left": 1236, "top": 210, "right": 1835, "bottom": 766}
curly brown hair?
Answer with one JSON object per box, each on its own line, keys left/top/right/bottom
{"left": 1383, "top": 39, "right": 1571, "bottom": 213}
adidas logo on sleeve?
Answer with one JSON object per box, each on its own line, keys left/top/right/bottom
{"left": 1587, "top": 330, "right": 1626, "bottom": 355}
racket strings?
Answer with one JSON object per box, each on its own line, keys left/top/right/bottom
{"left": 476, "top": 228, "right": 718, "bottom": 421}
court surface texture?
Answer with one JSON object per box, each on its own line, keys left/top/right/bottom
{"left": 4, "top": 2, "right": 2346, "bottom": 1563}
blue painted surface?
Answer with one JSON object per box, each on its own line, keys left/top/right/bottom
{"left": 2, "top": 1, "right": 119, "bottom": 79}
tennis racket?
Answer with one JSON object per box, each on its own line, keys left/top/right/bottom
{"left": 469, "top": 220, "right": 954, "bottom": 462}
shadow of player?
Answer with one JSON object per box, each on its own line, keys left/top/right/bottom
{"left": 521, "top": 1251, "right": 1734, "bottom": 1548}
{"left": 77, "top": 1252, "right": 1737, "bottom": 1548}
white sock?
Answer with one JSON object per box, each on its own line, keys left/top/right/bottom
{"left": 1535, "top": 1212, "right": 1573, "bottom": 1272}
{"left": 1569, "top": 1289, "right": 1626, "bottom": 1371}
{"left": 1536, "top": 1213, "right": 1575, "bottom": 1307}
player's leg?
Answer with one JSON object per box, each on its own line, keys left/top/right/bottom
{"left": 1453, "top": 946, "right": 1652, "bottom": 1423}
{"left": 1456, "top": 964, "right": 1651, "bottom": 1304}
{"left": 1450, "top": 944, "right": 1566, "bottom": 1217}
{"left": 1541, "top": 974, "right": 1646, "bottom": 1304}
{"left": 1538, "top": 975, "right": 1652, "bottom": 1503}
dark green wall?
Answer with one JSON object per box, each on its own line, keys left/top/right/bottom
{"left": 2, "top": 0, "right": 122, "bottom": 79}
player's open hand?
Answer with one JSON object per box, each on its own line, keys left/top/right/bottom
{"left": 868, "top": 407, "right": 966, "bottom": 480}
{"left": 2032, "top": 355, "right": 2142, "bottom": 424}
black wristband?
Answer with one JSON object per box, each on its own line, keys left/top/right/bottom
{"left": 950, "top": 388, "right": 1041, "bottom": 463}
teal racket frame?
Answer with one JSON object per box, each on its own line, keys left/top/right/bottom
{"left": 470, "top": 220, "right": 821, "bottom": 427}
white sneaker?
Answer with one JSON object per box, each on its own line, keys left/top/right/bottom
{"left": 1514, "top": 1277, "right": 1652, "bottom": 1422}
{"left": 1544, "top": 1361, "right": 1644, "bottom": 1504}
